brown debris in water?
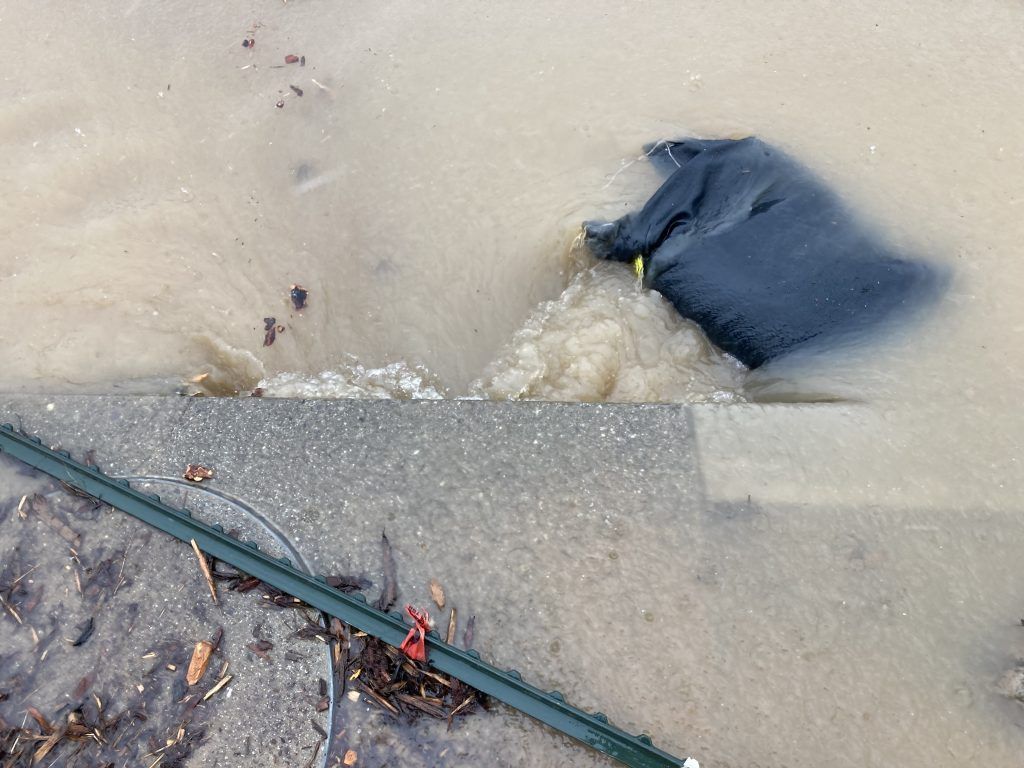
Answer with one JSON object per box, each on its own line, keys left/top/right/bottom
{"left": 263, "top": 316, "right": 278, "bottom": 346}
{"left": 374, "top": 531, "right": 397, "bottom": 612}
{"left": 290, "top": 284, "right": 309, "bottom": 311}
{"left": 247, "top": 639, "right": 274, "bottom": 662}
{"left": 209, "top": 530, "right": 486, "bottom": 736}
{"left": 20, "top": 492, "right": 81, "bottom": 548}
{"left": 2, "top": 661, "right": 214, "bottom": 767}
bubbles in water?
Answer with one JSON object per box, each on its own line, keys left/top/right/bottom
{"left": 470, "top": 263, "right": 747, "bottom": 403}
{"left": 259, "top": 359, "right": 446, "bottom": 400}
{"left": 255, "top": 264, "right": 747, "bottom": 402}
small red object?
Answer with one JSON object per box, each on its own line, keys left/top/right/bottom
{"left": 284, "top": 54, "right": 300, "bottom": 64}
{"left": 399, "top": 605, "right": 431, "bottom": 662}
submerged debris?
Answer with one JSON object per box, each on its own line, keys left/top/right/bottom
{"left": 70, "top": 616, "right": 95, "bottom": 646}
{"left": 374, "top": 531, "right": 397, "bottom": 612}
{"left": 263, "top": 317, "right": 278, "bottom": 346}
{"left": 247, "top": 639, "right": 274, "bottom": 663}
{"left": 290, "top": 284, "right": 309, "bottom": 311}
{"left": 206, "top": 529, "right": 487, "bottom": 733}
{"left": 285, "top": 54, "right": 300, "bottom": 64}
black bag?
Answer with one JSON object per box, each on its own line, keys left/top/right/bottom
{"left": 584, "top": 138, "right": 945, "bottom": 368}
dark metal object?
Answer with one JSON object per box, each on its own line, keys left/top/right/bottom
{"left": 0, "top": 423, "right": 691, "bottom": 768}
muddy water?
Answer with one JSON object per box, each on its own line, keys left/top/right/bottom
{"left": 2, "top": 1, "right": 1024, "bottom": 766}
{"left": 0, "top": 0, "right": 1020, "bottom": 407}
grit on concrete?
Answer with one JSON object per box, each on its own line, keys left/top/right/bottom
{"left": 1, "top": 395, "right": 1023, "bottom": 768}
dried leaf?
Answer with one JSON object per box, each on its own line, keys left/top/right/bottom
{"left": 186, "top": 640, "right": 215, "bottom": 686}
{"left": 183, "top": 464, "right": 214, "bottom": 482}
{"left": 343, "top": 749, "right": 358, "bottom": 766}
{"left": 429, "top": 579, "right": 445, "bottom": 609}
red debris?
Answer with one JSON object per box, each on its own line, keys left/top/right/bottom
{"left": 399, "top": 605, "right": 431, "bottom": 662}
{"left": 285, "top": 54, "right": 300, "bottom": 64}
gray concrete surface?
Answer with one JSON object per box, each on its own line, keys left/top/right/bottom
{"left": 2, "top": 395, "right": 1023, "bottom": 768}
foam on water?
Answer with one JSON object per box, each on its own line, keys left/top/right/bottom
{"left": 257, "top": 264, "right": 747, "bottom": 403}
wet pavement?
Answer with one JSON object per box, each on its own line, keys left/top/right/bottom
{"left": 1, "top": 395, "right": 1023, "bottom": 767}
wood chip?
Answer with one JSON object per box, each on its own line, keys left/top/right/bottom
{"left": 357, "top": 684, "right": 399, "bottom": 716}
{"left": 202, "top": 674, "right": 232, "bottom": 701}
{"left": 445, "top": 608, "right": 457, "bottom": 644}
{"left": 33, "top": 728, "right": 64, "bottom": 763}
{"left": 343, "top": 749, "right": 357, "bottom": 766}
{"left": 429, "top": 579, "right": 445, "bottom": 609}
{"left": 449, "top": 694, "right": 476, "bottom": 718}
{"left": 395, "top": 692, "right": 446, "bottom": 719}
{"left": 186, "top": 640, "right": 215, "bottom": 685}
{"left": 190, "top": 539, "right": 218, "bottom": 604}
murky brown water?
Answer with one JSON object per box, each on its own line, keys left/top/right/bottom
{"left": 2, "top": 1, "right": 1024, "bottom": 766}
{"left": 2, "top": 0, "right": 1021, "bottom": 407}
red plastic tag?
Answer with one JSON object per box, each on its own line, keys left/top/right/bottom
{"left": 399, "top": 604, "right": 431, "bottom": 662}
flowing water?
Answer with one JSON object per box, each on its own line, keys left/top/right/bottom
{"left": 2, "top": 1, "right": 1024, "bottom": 766}
{"left": 3, "top": 0, "right": 1021, "bottom": 407}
